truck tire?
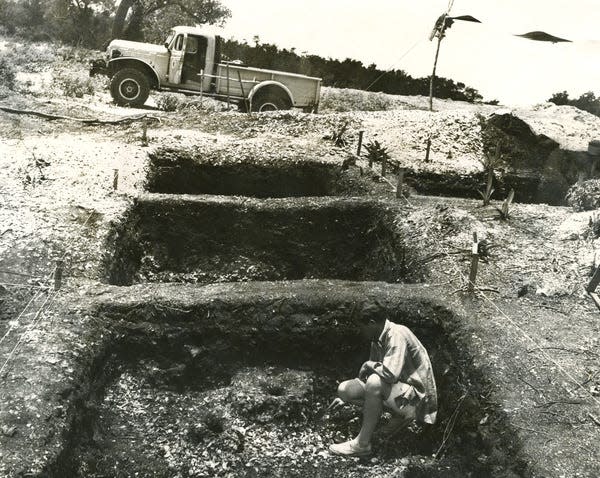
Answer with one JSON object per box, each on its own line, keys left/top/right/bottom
{"left": 110, "top": 68, "right": 150, "bottom": 106}
{"left": 251, "top": 91, "right": 291, "bottom": 112}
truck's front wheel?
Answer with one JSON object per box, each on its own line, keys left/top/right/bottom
{"left": 110, "top": 68, "right": 150, "bottom": 107}
{"left": 251, "top": 92, "right": 290, "bottom": 112}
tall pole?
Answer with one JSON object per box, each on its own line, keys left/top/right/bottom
{"left": 429, "top": 15, "right": 447, "bottom": 112}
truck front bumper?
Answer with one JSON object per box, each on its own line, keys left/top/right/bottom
{"left": 89, "top": 59, "right": 109, "bottom": 77}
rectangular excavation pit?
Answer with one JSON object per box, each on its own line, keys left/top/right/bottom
{"left": 105, "top": 195, "right": 419, "bottom": 285}
{"left": 53, "top": 282, "right": 528, "bottom": 478}
{"left": 146, "top": 149, "right": 374, "bottom": 197}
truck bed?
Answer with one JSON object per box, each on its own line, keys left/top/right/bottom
{"left": 215, "top": 64, "right": 321, "bottom": 108}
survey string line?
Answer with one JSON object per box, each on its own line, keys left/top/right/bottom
{"left": 364, "top": 158, "right": 600, "bottom": 411}
{"left": 0, "top": 210, "right": 97, "bottom": 363}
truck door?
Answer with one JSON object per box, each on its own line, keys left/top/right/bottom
{"left": 168, "top": 34, "right": 185, "bottom": 84}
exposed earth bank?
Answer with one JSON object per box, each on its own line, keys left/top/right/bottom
{"left": 1, "top": 48, "right": 600, "bottom": 478}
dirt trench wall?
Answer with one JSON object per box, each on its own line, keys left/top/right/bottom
{"left": 46, "top": 281, "right": 529, "bottom": 478}
{"left": 146, "top": 147, "right": 375, "bottom": 197}
{"left": 104, "top": 195, "right": 419, "bottom": 285}
{"left": 404, "top": 113, "right": 588, "bottom": 205}
{"left": 478, "top": 113, "right": 584, "bottom": 205}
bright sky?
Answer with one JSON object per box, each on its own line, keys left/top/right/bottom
{"left": 214, "top": 0, "right": 600, "bottom": 106}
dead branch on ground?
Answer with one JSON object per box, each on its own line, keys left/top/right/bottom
{"left": 0, "top": 105, "right": 160, "bottom": 125}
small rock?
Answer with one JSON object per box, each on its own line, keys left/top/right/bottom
{"left": 1, "top": 426, "right": 17, "bottom": 437}
{"left": 517, "top": 284, "right": 529, "bottom": 297}
{"left": 400, "top": 457, "right": 410, "bottom": 466}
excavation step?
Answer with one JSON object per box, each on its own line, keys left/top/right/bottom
{"left": 105, "top": 195, "right": 419, "bottom": 285}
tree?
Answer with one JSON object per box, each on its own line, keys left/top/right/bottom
{"left": 548, "top": 91, "right": 570, "bottom": 105}
{"left": 112, "top": 0, "right": 231, "bottom": 42}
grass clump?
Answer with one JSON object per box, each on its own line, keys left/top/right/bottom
{"left": 323, "top": 120, "right": 349, "bottom": 147}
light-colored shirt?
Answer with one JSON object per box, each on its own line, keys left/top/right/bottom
{"left": 369, "top": 320, "right": 438, "bottom": 424}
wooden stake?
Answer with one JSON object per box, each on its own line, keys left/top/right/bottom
{"left": 357, "top": 130, "right": 364, "bottom": 156}
{"left": 113, "top": 169, "right": 119, "bottom": 191}
{"left": 199, "top": 69, "right": 204, "bottom": 107}
{"left": 586, "top": 264, "right": 600, "bottom": 293}
{"left": 381, "top": 155, "right": 387, "bottom": 177}
{"left": 425, "top": 137, "right": 432, "bottom": 162}
{"left": 54, "top": 260, "right": 63, "bottom": 291}
{"left": 226, "top": 63, "right": 230, "bottom": 107}
{"left": 396, "top": 169, "right": 405, "bottom": 198}
{"left": 468, "top": 232, "right": 479, "bottom": 293}
{"left": 141, "top": 120, "right": 148, "bottom": 147}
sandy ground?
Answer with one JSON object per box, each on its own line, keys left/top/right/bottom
{"left": 1, "top": 48, "right": 600, "bottom": 477}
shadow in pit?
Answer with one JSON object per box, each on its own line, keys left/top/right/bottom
{"left": 145, "top": 148, "right": 375, "bottom": 198}
{"left": 48, "top": 285, "right": 530, "bottom": 478}
{"left": 104, "top": 196, "right": 422, "bottom": 285}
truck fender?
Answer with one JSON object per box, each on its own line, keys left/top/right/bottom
{"left": 248, "top": 81, "right": 294, "bottom": 107}
{"left": 108, "top": 58, "right": 161, "bottom": 88}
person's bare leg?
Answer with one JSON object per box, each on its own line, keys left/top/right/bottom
{"left": 355, "top": 374, "right": 389, "bottom": 447}
{"left": 337, "top": 378, "right": 365, "bottom": 406}
{"left": 380, "top": 407, "right": 415, "bottom": 438}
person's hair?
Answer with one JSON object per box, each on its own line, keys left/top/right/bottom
{"left": 358, "top": 300, "right": 385, "bottom": 324}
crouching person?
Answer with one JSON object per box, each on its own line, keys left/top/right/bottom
{"left": 328, "top": 312, "right": 437, "bottom": 457}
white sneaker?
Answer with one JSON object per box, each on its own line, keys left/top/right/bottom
{"left": 329, "top": 439, "right": 372, "bottom": 456}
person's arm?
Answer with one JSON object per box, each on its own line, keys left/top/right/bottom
{"left": 370, "top": 335, "right": 408, "bottom": 384}
{"left": 358, "top": 360, "right": 378, "bottom": 381}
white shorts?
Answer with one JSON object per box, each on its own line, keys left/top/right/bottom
{"left": 383, "top": 381, "right": 418, "bottom": 417}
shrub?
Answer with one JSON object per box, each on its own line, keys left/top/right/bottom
{"left": 364, "top": 140, "right": 391, "bottom": 164}
{"left": 54, "top": 72, "right": 95, "bottom": 98}
{"left": 156, "top": 93, "right": 184, "bottom": 112}
{"left": 566, "top": 179, "right": 600, "bottom": 212}
{"left": 323, "top": 121, "right": 349, "bottom": 147}
{"left": 2, "top": 42, "right": 55, "bottom": 73}
{"left": 0, "top": 53, "right": 17, "bottom": 94}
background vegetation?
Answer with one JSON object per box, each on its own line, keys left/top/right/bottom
{"left": 0, "top": 0, "right": 487, "bottom": 103}
{"left": 220, "top": 36, "right": 484, "bottom": 102}
{"left": 548, "top": 90, "right": 600, "bottom": 118}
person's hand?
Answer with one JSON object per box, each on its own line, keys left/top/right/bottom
{"left": 327, "top": 397, "right": 345, "bottom": 411}
{"left": 358, "top": 361, "right": 373, "bottom": 381}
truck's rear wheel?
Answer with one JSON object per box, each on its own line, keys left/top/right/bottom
{"left": 110, "top": 68, "right": 150, "bottom": 107}
{"left": 251, "top": 92, "right": 291, "bottom": 112}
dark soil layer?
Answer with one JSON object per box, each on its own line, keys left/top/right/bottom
{"left": 405, "top": 169, "right": 570, "bottom": 206}
{"left": 146, "top": 150, "right": 373, "bottom": 198}
{"left": 49, "top": 281, "right": 530, "bottom": 478}
{"left": 105, "top": 196, "right": 419, "bottom": 285}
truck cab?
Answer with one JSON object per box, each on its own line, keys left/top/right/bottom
{"left": 162, "top": 27, "right": 219, "bottom": 93}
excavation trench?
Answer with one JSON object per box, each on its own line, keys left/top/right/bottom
{"left": 105, "top": 195, "right": 419, "bottom": 285}
{"left": 404, "top": 169, "right": 572, "bottom": 206}
{"left": 146, "top": 150, "right": 374, "bottom": 198}
{"left": 51, "top": 282, "right": 528, "bottom": 478}
{"left": 146, "top": 146, "right": 575, "bottom": 205}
